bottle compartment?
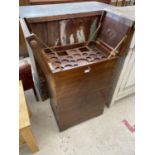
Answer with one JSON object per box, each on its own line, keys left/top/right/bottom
{"left": 44, "top": 41, "right": 113, "bottom": 73}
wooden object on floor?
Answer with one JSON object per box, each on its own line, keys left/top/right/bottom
{"left": 20, "top": 3, "right": 134, "bottom": 131}
{"left": 19, "top": 81, "right": 39, "bottom": 153}
{"left": 19, "top": 63, "right": 39, "bottom": 101}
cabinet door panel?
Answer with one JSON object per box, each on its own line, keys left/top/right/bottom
{"left": 111, "top": 47, "right": 135, "bottom": 104}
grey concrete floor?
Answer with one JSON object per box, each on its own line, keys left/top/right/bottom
{"left": 20, "top": 90, "right": 135, "bottom": 155}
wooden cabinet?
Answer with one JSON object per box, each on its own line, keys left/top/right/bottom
{"left": 20, "top": 3, "right": 134, "bottom": 131}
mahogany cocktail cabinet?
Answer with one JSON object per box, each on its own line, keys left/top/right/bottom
{"left": 20, "top": 2, "right": 134, "bottom": 131}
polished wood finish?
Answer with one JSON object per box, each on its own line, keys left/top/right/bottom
{"left": 19, "top": 81, "right": 39, "bottom": 153}
{"left": 20, "top": 3, "right": 134, "bottom": 131}
{"left": 28, "top": 13, "right": 133, "bottom": 130}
